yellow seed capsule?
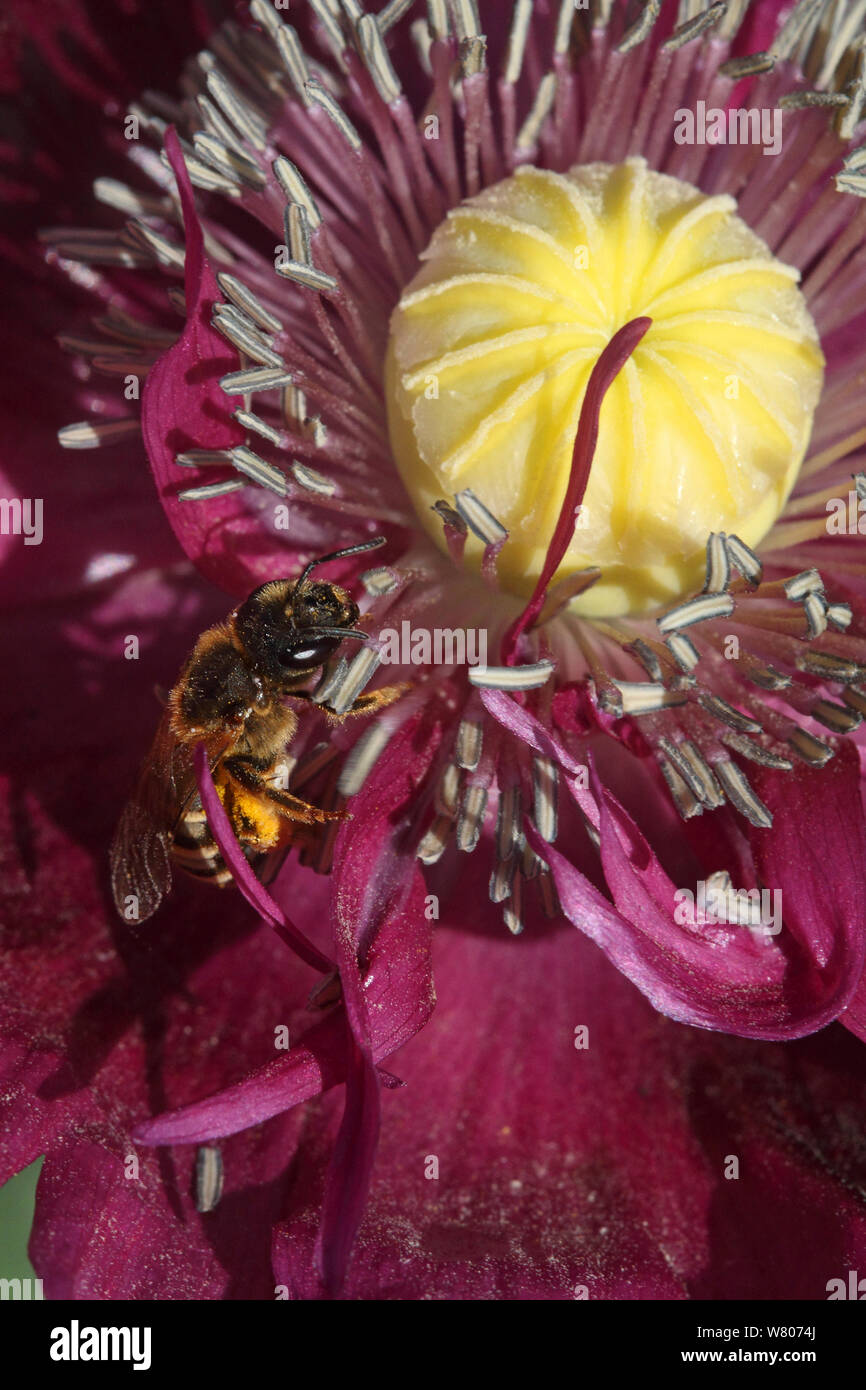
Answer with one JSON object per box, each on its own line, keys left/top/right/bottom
{"left": 385, "top": 157, "right": 824, "bottom": 617}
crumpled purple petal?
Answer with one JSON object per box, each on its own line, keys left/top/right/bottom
{"left": 538, "top": 748, "right": 866, "bottom": 1039}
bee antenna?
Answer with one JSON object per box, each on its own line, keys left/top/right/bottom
{"left": 305, "top": 626, "right": 369, "bottom": 642}
{"left": 293, "top": 536, "right": 386, "bottom": 597}
{"left": 292, "top": 536, "right": 386, "bottom": 624}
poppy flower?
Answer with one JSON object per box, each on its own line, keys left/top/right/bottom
{"left": 3, "top": 0, "right": 866, "bottom": 1300}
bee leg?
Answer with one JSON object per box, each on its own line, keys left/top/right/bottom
{"left": 223, "top": 755, "right": 346, "bottom": 824}
{"left": 324, "top": 683, "right": 412, "bottom": 720}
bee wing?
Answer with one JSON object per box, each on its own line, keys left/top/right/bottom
{"left": 110, "top": 707, "right": 231, "bottom": 922}
{"left": 110, "top": 796, "right": 173, "bottom": 922}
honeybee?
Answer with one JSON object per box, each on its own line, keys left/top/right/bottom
{"left": 110, "top": 537, "right": 404, "bottom": 922}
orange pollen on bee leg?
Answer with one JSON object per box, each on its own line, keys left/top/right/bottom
{"left": 500, "top": 316, "right": 652, "bottom": 665}
{"left": 219, "top": 775, "right": 282, "bottom": 848}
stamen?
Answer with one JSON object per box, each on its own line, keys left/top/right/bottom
{"left": 305, "top": 76, "right": 363, "bottom": 151}
{"left": 195, "top": 1147, "right": 224, "bottom": 1214}
{"left": 220, "top": 366, "right": 293, "bottom": 394}
{"left": 205, "top": 69, "right": 268, "bottom": 151}
{"left": 844, "top": 687, "right": 866, "bottom": 716}
{"left": 659, "top": 738, "right": 723, "bottom": 809}
{"left": 538, "top": 871, "right": 560, "bottom": 920}
{"left": 455, "top": 719, "right": 483, "bottom": 770}
{"left": 627, "top": 639, "right": 663, "bottom": 682}
{"left": 607, "top": 682, "right": 687, "bottom": 716}
{"left": 378, "top": 0, "right": 415, "bottom": 31}
{"left": 797, "top": 651, "right": 864, "bottom": 681}
{"left": 812, "top": 699, "right": 862, "bottom": 734}
{"left": 703, "top": 532, "right": 730, "bottom": 594}
{"left": 213, "top": 307, "right": 283, "bottom": 365}
{"left": 454, "top": 489, "right": 508, "bottom": 546}
{"left": 783, "top": 568, "right": 824, "bottom": 600}
{"left": 58, "top": 419, "right": 140, "bottom": 449}
{"left": 229, "top": 445, "right": 288, "bottom": 495}
{"left": 788, "top": 729, "right": 835, "bottom": 767}
{"left": 713, "top": 760, "right": 773, "bottom": 829}
{"left": 468, "top": 661, "right": 555, "bottom": 690}
{"left": 272, "top": 156, "right": 322, "bottom": 229}
{"left": 501, "top": 318, "right": 651, "bottom": 663}
{"left": 616, "top": 0, "right": 661, "bottom": 54}
{"left": 495, "top": 785, "right": 522, "bottom": 859}
{"left": 720, "top": 732, "right": 793, "bottom": 771}
{"left": 515, "top": 72, "right": 555, "bottom": 155}
{"left": 358, "top": 15, "right": 402, "bottom": 102}
{"left": 744, "top": 661, "right": 792, "bottom": 691}
{"left": 194, "top": 132, "right": 265, "bottom": 188}
{"left": 679, "top": 742, "right": 726, "bottom": 807}
{"left": 532, "top": 756, "right": 559, "bottom": 843}
{"left": 826, "top": 604, "right": 853, "bottom": 631}
{"left": 663, "top": 2, "right": 725, "bottom": 50}
{"left": 457, "top": 785, "right": 487, "bottom": 852}
{"left": 803, "top": 591, "right": 828, "bottom": 638}
{"left": 719, "top": 52, "right": 775, "bottom": 78}
{"left": 292, "top": 461, "right": 336, "bottom": 496}
{"left": 658, "top": 592, "right": 734, "bottom": 633}
{"left": 503, "top": 873, "right": 524, "bottom": 935}
{"left": 418, "top": 816, "right": 452, "bottom": 864}
{"left": 664, "top": 632, "right": 700, "bottom": 671}
{"left": 725, "top": 535, "right": 763, "bottom": 587}
{"left": 489, "top": 857, "right": 516, "bottom": 904}
{"left": 658, "top": 756, "right": 703, "bottom": 821}
{"left": 312, "top": 659, "right": 348, "bottom": 706}
{"left": 179, "top": 480, "right": 245, "bottom": 501}
{"left": 175, "top": 449, "right": 233, "bottom": 467}
{"left": 361, "top": 567, "right": 399, "bottom": 596}
{"left": 504, "top": 0, "right": 532, "bottom": 85}
{"left": 338, "top": 723, "right": 393, "bottom": 797}
{"left": 329, "top": 649, "right": 382, "bottom": 715}
{"left": 196, "top": 95, "right": 253, "bottom": 162}
{"left": 274, "top": 260, "right": 339, "bottom": 293}
{"left": 698, "top": 693, "right": 762, "bottom": 734}
{"left": 435, "top": 763, "right": 462, "bottom": 817}
{"left": 217, "top": 272, "right": 283, "bottom": 332}
{"left": 233, "top": 409, "right": 283, "bottom": 446}
{"left": 124, "top": 220, "right": 185, "bottom": 269}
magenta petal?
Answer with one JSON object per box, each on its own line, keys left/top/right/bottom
{"left": 313, "top": 1018, "right": 380, "bottom": 1294}
{"left": 140, "top": 128, "right": 291, "bottom": 596}
{"left": 133, "top": 1011, "right": 349, "bottom": 1145}
{"left": 312, "top": 867, "right": 381, "bottom": 1294}
{"left": 749, "top": 743, "right": 866, "bottom": 1038}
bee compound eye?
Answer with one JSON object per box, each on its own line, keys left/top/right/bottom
{"left": 278, "top": 635, "right": 335, "bottom": 669}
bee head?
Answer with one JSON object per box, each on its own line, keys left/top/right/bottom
{"left": 233, "top": 537, "right": 385, "bottom": 683}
